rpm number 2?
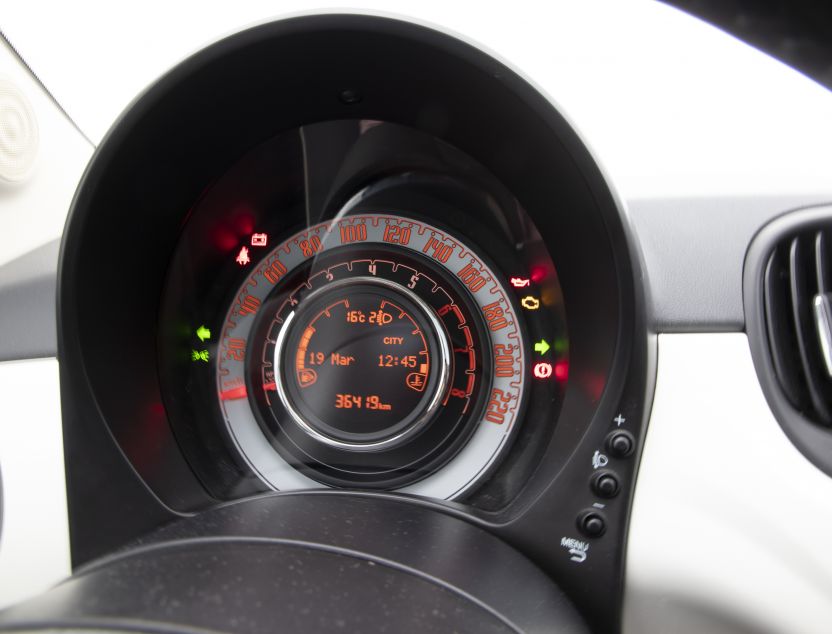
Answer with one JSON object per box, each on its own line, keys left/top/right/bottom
{"left": 485, "top": 388, "right": 515, "bottom": 424}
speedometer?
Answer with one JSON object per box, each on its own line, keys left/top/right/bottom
{"left": 219, "top": 214, "right": 525, "bottom": 499}
{"left": 157, "top": 120, "right": 570, "bottom": 505}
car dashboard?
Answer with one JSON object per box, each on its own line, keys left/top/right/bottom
{"left": 0, "top": 3, "right": 831, "bottom": 634}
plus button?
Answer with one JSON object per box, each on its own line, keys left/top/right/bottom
{"left": 614, "top": 414, "right": 626, "bottom": 426}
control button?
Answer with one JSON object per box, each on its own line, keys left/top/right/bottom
{"left": 578, "top": 511, "right": 607, "bottom": 538}
{"left": 592, "top": 471, "right": 620, "bottom": 498}
{"left": 606, "top": 430, "right": 635, "bottom": 458}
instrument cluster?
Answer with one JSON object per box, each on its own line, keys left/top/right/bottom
{"left": 159, "top": 121, "right": 568, "bottom": 504}
{"left": 56, "top": 16, "right": 650, "bottom": 628}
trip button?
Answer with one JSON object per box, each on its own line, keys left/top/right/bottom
{"left": 606, "top": 430, "right": 635, "bottom": 458}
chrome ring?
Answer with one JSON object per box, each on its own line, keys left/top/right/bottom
{"left": 273, "top": 276, "right": 452, "bottom": 452}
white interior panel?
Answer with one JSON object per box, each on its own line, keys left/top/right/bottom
{"left": 625, "top": 333, "right": 832, "bottom": 634}
{"left": 0, "top": 40, "right": 92, "bottom": 266}
{"left": 0, "top": 358, "right": 69, "bottom": 609}
{"left": 3, "top": 1, "right": 832, "bottom": 201}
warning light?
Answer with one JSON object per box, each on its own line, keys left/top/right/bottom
{"left": 533, "top": 339, "right": 550, "bottom": 355}
{"left": 521, "top": 296, "right": 541, "bottom": 310}
{"left": 251, "top": 233, "right": 268, "bottom": 247}
{"left": 554, "top": 361, "right": 569, "bottom": 381}
{"left": 235, "top": 246, "right": 251, "bottom": 266}
{"left": 510, "top": 277, "right": 530, "bottom": 288}
{"left": 533, "top": 362, "right": 553, "bottom": 379}
{"left": 196, "top": 325, "right": 211, "bottom": 342}
{"left": 530, "top": 266, "right": 546, "bottom": 283}
{"left": 191, "top": 349, "right": 210, "bottom": 363}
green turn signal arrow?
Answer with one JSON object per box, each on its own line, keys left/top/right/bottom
{"left": 196, "top": 325, "right": 212, "bottom": 342}
{"left": 533, "top": 339, "right": 550, "bottom": 355}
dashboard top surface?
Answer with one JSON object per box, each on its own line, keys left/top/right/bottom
{"left": 3, "top": 1, "right": 832, "bottom": 201}
{"left": 2, "top": 2, "right": 832, "bottom": 337}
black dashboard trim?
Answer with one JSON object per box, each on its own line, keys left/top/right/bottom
{"left": 744, "top": 203, "right": 832, "bottom": 478}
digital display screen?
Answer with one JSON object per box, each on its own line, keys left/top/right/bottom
{"left": 281, "top": 286, "right": 438, "bottom": 443}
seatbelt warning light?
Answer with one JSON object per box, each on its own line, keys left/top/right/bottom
{"left": 235, "top": 246, "right": 251, "bottom": 266}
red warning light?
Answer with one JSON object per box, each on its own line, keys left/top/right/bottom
{"left": 530, "top": 266, "right": 546, "bottom": 283}
{"left": 235, "top": 246, "right": 251, "bottom": 266}
{"left": 533, "top": 362, "right": 553, "bottom": 379}
{"left": 510, "top": 277, "right": 530, "bottom": 288}
{"left": 554, "top": 361, "right": 569, "bottom": 381}
{"left": 251, "top": 233, "right": 268, "bottom": 247}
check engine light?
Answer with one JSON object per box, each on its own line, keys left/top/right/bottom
{"left": 521, "top": 296, "right": 541, "bottom": 310}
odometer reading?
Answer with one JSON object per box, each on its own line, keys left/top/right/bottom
{"left": 335, "top": 394, "right": 393, "bottom": 410}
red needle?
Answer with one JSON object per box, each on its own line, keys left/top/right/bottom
{"left": 219, "top": 385, "right": 248, "bottom": 401}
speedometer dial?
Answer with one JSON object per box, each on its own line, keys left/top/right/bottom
{"left": 218, "top": 214, "right": 525, "bottom": 499}
{"left": 157, "top": 120, "right": 571, "bottom": 506}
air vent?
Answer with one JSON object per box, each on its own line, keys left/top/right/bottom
{"left": 763, "top": 229, "right": 832, "bottom": 425}
{"left": 745, "top": 206, "right": 832, "bottom": 477}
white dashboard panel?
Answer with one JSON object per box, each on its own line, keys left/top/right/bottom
{"left": 0, "top": 358, "right": 69, "bottom": 609}
{"left": 0, "top": 4, "right": 831, "bottom": 631}
{"left": 626, "top": 333, "right": 832, "bottom": 634}
{"left": 0, "top": 39, "right": 92, "bottom": 267}
{"left": 3, "top": 1, "right": 832, "bottom": 203}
